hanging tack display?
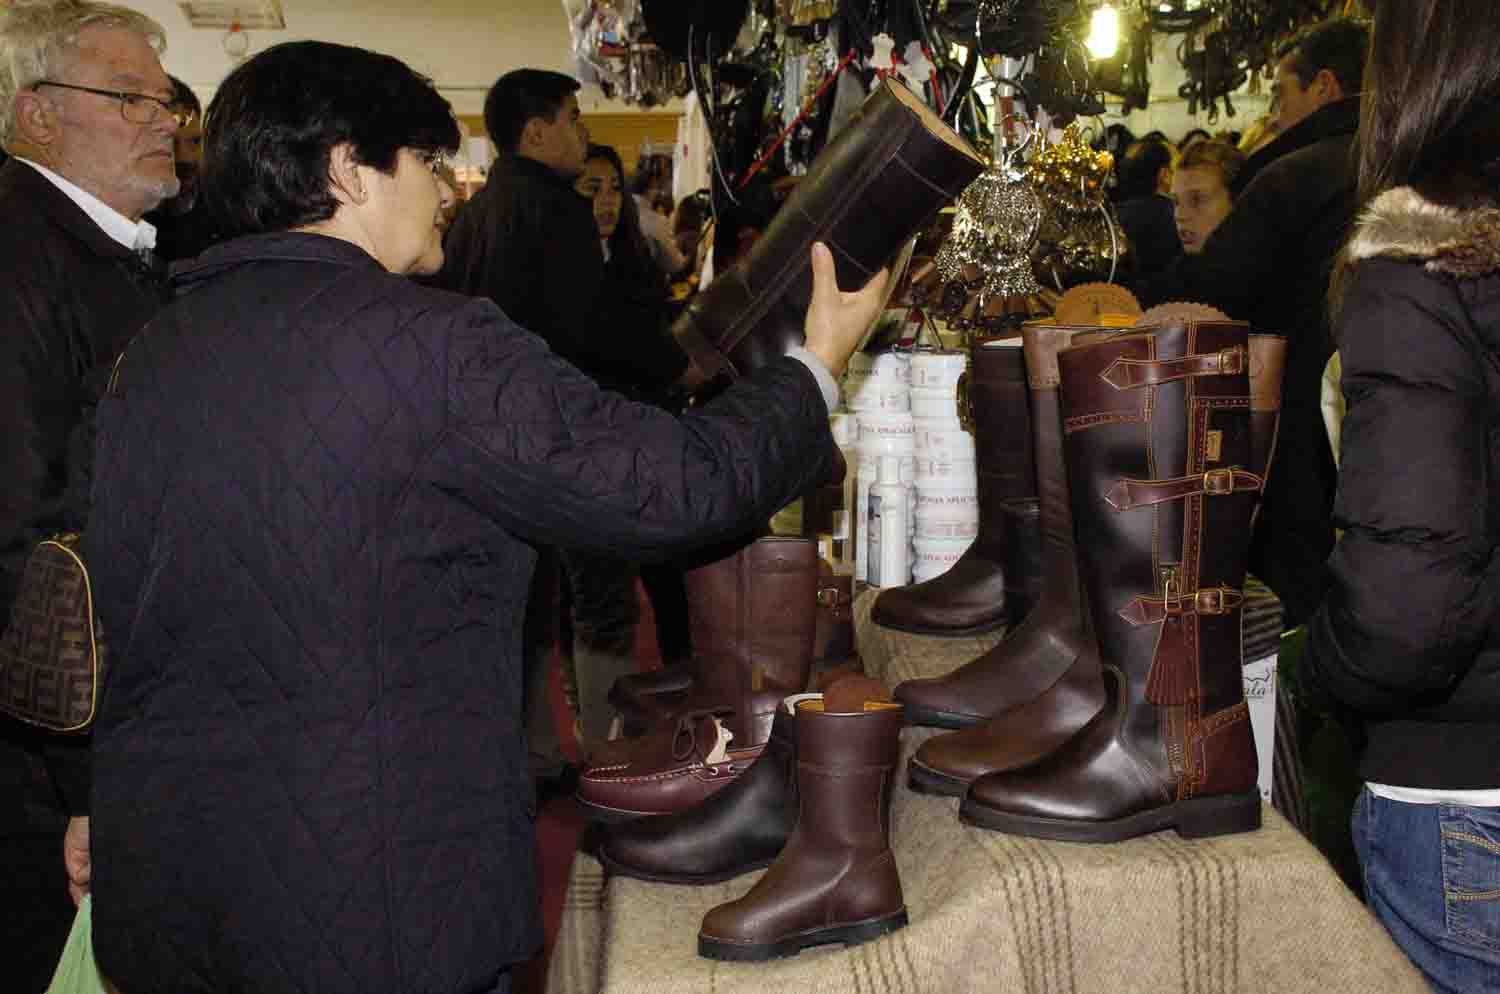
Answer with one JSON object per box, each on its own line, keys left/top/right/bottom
{"left": 1028, "top": 123, "right": 1121, "bottom": 290}
{"left": 928, "top": 117, "right": 1042, "bottom": 321}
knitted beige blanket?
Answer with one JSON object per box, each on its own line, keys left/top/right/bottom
{"left": 546, "top": 589, "right": 1422, "bottom": 994}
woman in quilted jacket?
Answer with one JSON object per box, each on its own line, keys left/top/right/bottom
{"left": 81, "top": 40, "right": 886, "bottom": 994}
{"left": 1305, "top": 1, "right": 1500, "bottom": 990}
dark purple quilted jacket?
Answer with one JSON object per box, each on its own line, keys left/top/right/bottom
{"left": 85, "top": 232, "right": 834, "bottom": 994}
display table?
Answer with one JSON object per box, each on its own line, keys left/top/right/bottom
{"left": 546, "top": 588, "right": 1423, "bottom": 994}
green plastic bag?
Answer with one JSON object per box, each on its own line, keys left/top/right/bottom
{"left": 46, "top": 894, "right": 110, "bottom": 994}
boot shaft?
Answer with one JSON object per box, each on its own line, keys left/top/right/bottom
{"left": 793, "top": 700, "right": 905, "bottom": 850}
{"left": 1057, "top": 321, "right": 1259, "bottom": 785}
{"left": 1020, "top": 323, "right": 1115, "bottom": 621}
{"left": 687, "top": 536, "right": 819, "bottom": 702}
{"left": 675, "top": 80, "right": 984, "bottom": 383}
{"left": 966, "top": 339, "right": 1035, "bottom": 503}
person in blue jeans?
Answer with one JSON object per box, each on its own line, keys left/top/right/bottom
{"left": 1305, "top": 1, "right": 1500, "bottom": 990}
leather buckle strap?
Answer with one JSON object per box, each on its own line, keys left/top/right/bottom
{"left": 1100, "top": 347, "right": 1246, "bottom": 390}
{"left": 1104, "top": 468, "right": 1262, "bottom": 511}
{"left": 1119, "top": 585, "right": 1245, "bottom": 626}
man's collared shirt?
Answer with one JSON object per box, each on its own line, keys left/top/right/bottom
{"left": 17, "top": 156, "right": 157, "bottom": 254}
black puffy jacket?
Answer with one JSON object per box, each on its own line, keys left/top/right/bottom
{"left": 85, "top": 232, "right": 837, "bottom": 994}
{"left": 1305, "top": 186, "right": 1500, "bottom": 790}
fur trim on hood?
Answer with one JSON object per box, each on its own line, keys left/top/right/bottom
{"left": 1347, "top": 186, "right": 1500, "bottom": 278}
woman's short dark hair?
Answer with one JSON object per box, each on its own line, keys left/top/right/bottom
{"left": 484, "top": 68, "right": 579, "bottom": 157}
{"left": 202, "top": 40, "right": 460, "bottom": 238}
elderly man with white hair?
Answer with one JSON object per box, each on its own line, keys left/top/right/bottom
{"left": 0, "top": 2, "right": 182, "bottom": 986}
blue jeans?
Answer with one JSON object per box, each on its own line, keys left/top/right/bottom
{"left": 1352, "top": 787, "right": 1500, "bottom": 993}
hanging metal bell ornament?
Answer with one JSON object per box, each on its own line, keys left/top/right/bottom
{"left": 932, "top": 119, "right": 1043, "bottom": 306}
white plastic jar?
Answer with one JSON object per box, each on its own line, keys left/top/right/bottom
{"left": 912, "top": 535, "right": 976, "bottom": 583}
{"left": 913, "top": 417, "right": 975, "bottom": 460}
{"left": 908, "top": 349, "right": 969, "bottom": 390}
{"left": 914, "top": 483, "right": 980, "bottom": 540}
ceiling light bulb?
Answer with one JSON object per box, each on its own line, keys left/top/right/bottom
{"left": 1087, "top": 4, "right": 1121, "bottom": 60}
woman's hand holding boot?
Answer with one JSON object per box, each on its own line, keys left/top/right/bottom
{"left": 802, "top": 242, "right": 889, "bottom": 381}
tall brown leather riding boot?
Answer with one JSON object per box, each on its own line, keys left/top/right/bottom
{"left": 698, "top": 688, "right": 906, "bottom": 960}
{"left": 871, "top": 340, "right": 1040, "bottom": 635}
{"left": 673, "top": 79, "right": 984, "bottom": 389}
{"left": 577, "top": 537, "right": 818, "bottom": 821}
{"left": 962, "top": 320, "right": 1263, "bottom": 842}
{"left": 907, "top": 326, "right": 1289, "bottom": 795}
{"left": 608, "top": 560, "right": 852, "bottom": 736}
{"left": 894, "top": 325, "right": 1107, "bottom": 730}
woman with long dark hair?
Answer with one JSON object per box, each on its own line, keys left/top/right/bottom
{"left": 559, "top": 143, "right": 698, "bottom": 746}
{"left": 1305, "top": 2, "right": 1500, "bottom": 990}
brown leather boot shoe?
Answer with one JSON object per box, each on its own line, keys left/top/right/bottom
{"left": 697, "top": 687, "right": 906, "bottom": 960}
{"left": 962, "top": 320, "right": 1263, "bottom": 842}
{"left": 597, "top": 693, "right": 810, "bottom": 883}
{"left": 674, "top": 79, "right": 984, "bottom": 390}
{"left": 894, "top": 325, "right": 1108, "bottom": 729}
{"left": 578, "top": 537, "right": 818, "bottom": 819}
{"left": 871, "top": 339, "right": 1040, "bottom": 635}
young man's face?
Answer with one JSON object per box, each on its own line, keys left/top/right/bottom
{"left": 527, "top": 94, "right": 588, "bottom": 177}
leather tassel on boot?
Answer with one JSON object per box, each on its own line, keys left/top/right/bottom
{"left": 961, "top": 320, "right": 1263, "bottom": 843}
{"left": 698, "top": 681, "right": 906, "bottom": 961}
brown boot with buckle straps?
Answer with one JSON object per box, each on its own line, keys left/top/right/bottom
{"left": 962, "top": 320, "right": 1263, "bottom": 842}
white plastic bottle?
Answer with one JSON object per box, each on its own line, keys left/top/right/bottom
{"left": 867, "top": 455, "right": 910, "bottom": 588}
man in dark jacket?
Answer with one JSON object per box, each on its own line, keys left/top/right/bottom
{"left": 1134, "top": 18, "right": 1369, "bottom": 627}
{"left": 437, "top": 71, "right": 698, "bottom": 758}
{"left": 0, "top": 4, "right": 179, "bottom": 989}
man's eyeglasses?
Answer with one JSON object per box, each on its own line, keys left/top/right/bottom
{"left": 34, "top": 80, "right": 195, "bottom": 128}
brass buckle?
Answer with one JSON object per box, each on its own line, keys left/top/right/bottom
{"left": 1162, "top": 574, "right": 1183, "bottom": 615}
{"left": 816, "top": 586, "right": 842, "bottom": 608}
{"left": 1194, "top": 587, "right": 1226, "bottom": 615}
{"left": 1218, "top": 347, "right": 1245, "bottom": 375}
{"left": 1203, "top": 468, "right": 1234, "bottom": 495}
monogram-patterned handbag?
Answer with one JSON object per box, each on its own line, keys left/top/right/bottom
{"left": 0, "top": 533, "right": 106, "bottom": 733}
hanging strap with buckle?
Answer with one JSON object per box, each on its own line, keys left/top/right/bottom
{"left": 1100, "top": 347, "right": 1245, "bottom": 390}
{"left": 1105, "top": 468, "right": 1262, "bottom": 511}
{"left": 1118, "top": 585, "right": 1245, "bottom": 626}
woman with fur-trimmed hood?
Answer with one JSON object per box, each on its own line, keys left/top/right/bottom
{"left": 1305, "top": 1, "right": 1500, "bottom": 990}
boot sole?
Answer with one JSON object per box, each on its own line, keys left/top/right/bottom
{"left": 872, "top": 614, "right": 1010, "bottom": 638}
{"left": 907, "top": 759, "right": 971, "bottom": 797}
{"left": 598, "top": 849, "right": 776, "bottom": 886}
{"left": 900, "top": 704, "right": 986, "bottom": 730}
{"left": 959, "top": 789, "right": 1263, "bottom": 843}
{"left": 698, "top": 910, "right": 909, "bottom": 961}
